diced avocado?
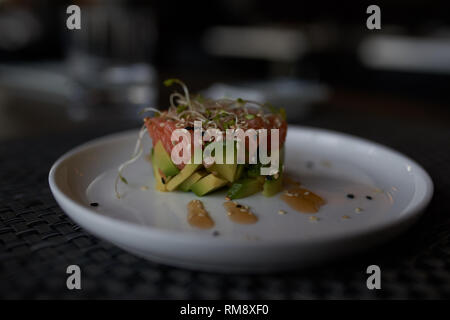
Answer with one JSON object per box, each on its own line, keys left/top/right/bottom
{"left": 246, "top": 163, "right": 262, "bottom": 178}
{"left": 166, "top": 163, "right": 201, "bottom": 191}
{"left": 274, "top": 146, "right": 285, "bottom": 173}
{"left": 234, "top": 164, "right": 245, "bottom": 181}
{"left": 178, "top": 170, "right": 208, "bottom": 192}
{"left": 226, "top": 177, "right": 264, "bottom": 199}
{"left": 207, "top": 143, "right": 246, "bottom": 182}
{"left": 151, "top": 149, "right": 167, "bottom": 192}
{"left": 244, "top": 146, "right": 284, "bottom": 179}
{"left": 262, "top": 174, "right": 283, "bottom": 197}
{"left": 207, "top": 163, "right": 237, "bottom": 182}
{"left": 206, "top": 142, "right": 239, "bottom": 182}
{"left": 191, "top": 174, "right": 228, "bottom": 196}
{"left": 153, "top": 140, "right": 179, "bottom": 177}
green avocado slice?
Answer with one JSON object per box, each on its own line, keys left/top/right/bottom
{"left": 207, "top": 163, "right": 238, "bottom": 182}
{"left": 151, "top": 148, "right": 168, "bottom": 191}
{"left": 206, "top": 142, "right": 239, "bottom": 182}
{"left": 191, "top": 174, "right": 228, "bottom": 196}
{"left": 153, "top": 140, "right": 180, "bottom": 177}
{"left": 234, "top": 164, "right": 245, "bottom": 181}
{"left": 166, "top": 163, "right": 201, "bottom": 191}
{"left": 262, "top": 174, "right": 283, "bottom": 197}
{"left": 226, "top": 177, "right": 264, "bottom": 199}
{"left": 178, "top": 170, "right": 208, "bottom": 192}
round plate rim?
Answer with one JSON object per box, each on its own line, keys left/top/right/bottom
{"left": 48, "top": 126, "right": 434, "bottom": 248}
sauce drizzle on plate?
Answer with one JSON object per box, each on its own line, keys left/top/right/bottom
{"left": 187, "top": 200, "right": 214, "bottom": 229}
{"left": 223, "top": 202, "right": 258, "bottom": 224}
{"left": 281, "top": 187, "right": 325, "bottom": 213}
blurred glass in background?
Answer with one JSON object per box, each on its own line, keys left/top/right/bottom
{"left": 66, "top": 2, "right": 157, "bottom": 120}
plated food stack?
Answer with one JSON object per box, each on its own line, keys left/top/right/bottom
{"left": 145, "top": 79, "right": 288, "bottom": 199}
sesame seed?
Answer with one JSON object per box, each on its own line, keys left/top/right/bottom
{"left": 90, "top": 202, "right": 99, "bottom": 207}
{"left": 278, "top": 210, "right": 287, "bottom": 215}
{"left": 240, "top": 208, "right": 247, "bottom": 212}
{"left": 355, "top": 207, "right": 363, "bottom": 213}
{"left": 309, "top": 216, "right": 319, "bottom": 222}
{"left": 342, "top": 215, "right": 350, "bottom": 219}
{"left": 212, "top": 231, "right": 220, "bottom": 237}
{"left": 304, "top": 191, "right": 310, "bottom": 195}
{"left": 227, "top": 212, "right": 232, "bottom": 216}
{"left": 225, "top": 196, "right": 231, "bottom": 201}
{"left": 366, "top": 195, "right": 373, "bottom": 200}
{"left": 347, "top": 194, "right": 355, "bottom": 199}
{"left": 140, "top": 186, "right": 149, "bottom": 191}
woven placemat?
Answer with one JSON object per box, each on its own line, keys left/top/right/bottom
{"left": 1, "top": 113, "right": 449, "bottom": 299}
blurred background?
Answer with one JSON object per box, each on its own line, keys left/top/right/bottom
{"left": 0, "top": 0, "right": 449, "bottom": 140}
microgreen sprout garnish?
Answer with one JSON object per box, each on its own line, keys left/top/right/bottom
{"left": 195, "top": 94, "right": 205, "bottom": 103}
{"left": 115, "top": 124, "right": 148, "bottom": 199}
{"left": 265, "top": 103, "right": 286, "bottom": 120}
{"left": 138, "top": 107, "right": 161, "bottom": 117}
{"left": 164, "top": 78, "right": 193, "bottom": 110}
{"left": 176, "top": 105, "right": 188, "bottom": 114}
{"left": 278, "top": 107, "right": 286, "bottom": 120}
{"left": 157, "top": 79, "right": 285, "bottom": 131}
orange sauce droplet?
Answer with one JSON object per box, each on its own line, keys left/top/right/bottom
{"left": 281, "top": 187, "right": 325, "bottom": 213}
{"left": 223, "top": 201, "right": 258, "bottom": 224}
{"left": 187, "top": 200, "right": 214, "bottom": 229}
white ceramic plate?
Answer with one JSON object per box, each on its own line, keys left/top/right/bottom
{"left": 49, "top": 126, "right": 433, "bottom": 273}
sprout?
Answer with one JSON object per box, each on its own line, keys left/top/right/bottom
{"left": 160, "top": 80, "right": 283, "bottom": 128}
{"left": 164, "top": 78, "right": 192, "bottom": 110}
{"left": 176, "top": 105, "right": 188, "bottom": 114}
{"left": 139, "top": 107, "right": 161, "bottom": 117}
{"left": 114, "top": 124, "right": 148, "bottom": 199}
